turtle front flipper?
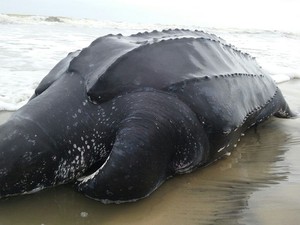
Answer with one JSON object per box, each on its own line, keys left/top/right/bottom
{"left": 76, "top": 92, "right": 209, "bottom": 203}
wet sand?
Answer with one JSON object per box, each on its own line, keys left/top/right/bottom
{"left": 0, "top": 80, "right": 300, "bottom": 225}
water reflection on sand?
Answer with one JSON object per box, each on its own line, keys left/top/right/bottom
{"left": 0, "top": 80, "right": 299, "bottom": 225}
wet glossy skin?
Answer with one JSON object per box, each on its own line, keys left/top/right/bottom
{"left": 0, "top": 29, "right": 294, "bottom": 203}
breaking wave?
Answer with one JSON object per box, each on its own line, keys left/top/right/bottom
{"left": 0, "top": 13, "right": 172, "bottom": 30}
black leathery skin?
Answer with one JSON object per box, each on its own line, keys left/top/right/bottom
{"left": 0, "top": 29, "right": 295, "bottom": 203}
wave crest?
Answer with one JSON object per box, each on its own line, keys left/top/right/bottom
{"left": 0, "top": 13, "right": 165, "bottom": 30}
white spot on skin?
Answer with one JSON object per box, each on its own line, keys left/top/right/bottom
{"left": 83, "top": 102, "right": 86, "bottom": 106}
{"left": 223, "top": 129, "right": 231, "bottom": 135}
{"left": 28, "top": 139, "right": 36, "bottom": 146}
{"left": 218, "top": 146, "right": 226, "bottom": 152}
{"left": 225, "top": 152, "right": 231, "bottom": 156}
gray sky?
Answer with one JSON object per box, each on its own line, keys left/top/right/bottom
{"left": 1, "top": 0, "right": 299, "bottom": 31}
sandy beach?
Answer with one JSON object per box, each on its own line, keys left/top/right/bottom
{"left": 0, "top": 79, "right": 299, "bottom": 225}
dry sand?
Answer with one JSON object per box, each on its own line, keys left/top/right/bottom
{"left": 0, "top": 80, "right": 299, "bottom": 225}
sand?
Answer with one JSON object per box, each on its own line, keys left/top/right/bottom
{"left": 0, "top": 80, "right": 299, "bottom": 225}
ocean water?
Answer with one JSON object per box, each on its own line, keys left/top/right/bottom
{"left": 0, "top": 13, "right": 300, "bottom": 111}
